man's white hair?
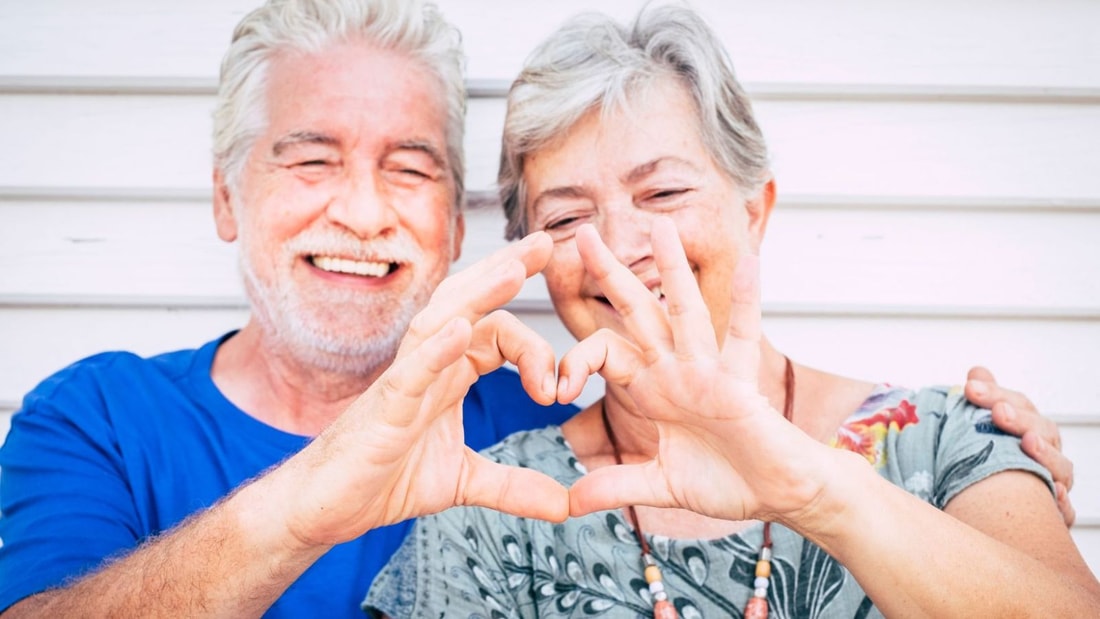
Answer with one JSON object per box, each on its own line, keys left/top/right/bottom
{"left": 212, "top": 0, "right": 467, "bottom": 211}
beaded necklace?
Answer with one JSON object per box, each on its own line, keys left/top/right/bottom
{"left": 600, "top": 355, "right": 795, "bottom": 619}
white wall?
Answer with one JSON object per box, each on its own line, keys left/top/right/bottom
{"left": 1, "top": 0, "right": 1098, "bottom": 574}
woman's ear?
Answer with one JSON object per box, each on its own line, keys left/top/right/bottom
{"left": 745, "top": 178, "right": 777, "bottom": 249}
{"left": 212, "top": 168, "right": 239, "bottom": 243}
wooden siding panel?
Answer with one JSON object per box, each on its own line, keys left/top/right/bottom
{"left": 4, "top": 94, "right": 1100, "bottom": 199}
{"left": 4, "top": 201, "right": 1098, "bottom": 314}
{"left": 2, "top": 308, "right": 1096, "bottom": 418}
{"left": 1, "top": 1, "right": 1097, "bottom": 89}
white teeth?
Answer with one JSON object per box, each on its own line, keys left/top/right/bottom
{"left": 651, "top": 285, "right": 664, "bottom": 300}
{"left": 312, "top": 256, "right": 391, "bottom": 277}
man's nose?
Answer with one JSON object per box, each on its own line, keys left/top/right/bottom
{"left": 324, "top": 170, "right": 398, "bottom": 238}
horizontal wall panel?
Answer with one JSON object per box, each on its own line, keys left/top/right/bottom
{"left": 765, "top": 315, "right": 1100, "bottom": 419}
{"left": 1061, "top": 427, "right": 1100, "bottom": 528}
{"left": 1072, "top": 528, "right": 1100, "bottom": 580}
{"left": 4, "top": 94, "right": 1100, "bottom": 200}
{"left": 0, "top": 307, "right": 249, "bottom": 406}
{"left": 444, "top": 0, "right": 1100, "bottom": 90}
{"left": 0, "top": 409, "right": 11, "bottom": 447}
{"left": 2, "top": 307, "right": 1097, "bottom": 419}
{"left": 464, "top": 98, "right": 1100, "bottom": 199}
{"left": 759, "top": 208, "right": 1100, "bottom": 313}
{"left": 3, "top": 200, "right": 1098, "bottom": 313}
{"left": 2, "top": 1, "right": 1097, "bottom": 89}
{"left": 0, "top": 94, "right": 215, "bottom": 189}
{"left": 0, "top": 200, "right": 241, "bottom": 301}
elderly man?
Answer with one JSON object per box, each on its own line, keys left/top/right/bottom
{"left": 0, "top": 0, "right": 1074, "bottom": 617}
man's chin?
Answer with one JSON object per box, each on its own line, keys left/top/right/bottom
{"left": 281, "top": 331, "right": 403, "bottom": 375}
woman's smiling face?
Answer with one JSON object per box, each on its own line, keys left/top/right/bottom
{"left": 523, "top": 78, "right": 770, "bottom": 345}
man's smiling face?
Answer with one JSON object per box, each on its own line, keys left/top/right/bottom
{"left": 214, "top": 38, "right": 464, "bottom": 372}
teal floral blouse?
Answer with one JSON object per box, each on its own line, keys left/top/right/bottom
{"left": 364, "top": 385, "right": 1052, "bottom": 618}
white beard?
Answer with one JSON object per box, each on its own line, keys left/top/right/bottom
{"left": 237, "top": 225, "right": 450, "bottom": 376}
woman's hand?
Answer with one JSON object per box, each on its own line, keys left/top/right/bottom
{"left": 273, "top": 232, "right": 571, "bottom": 549}
{"left": 561, "top": 219, "right": 838, "bottom": 526}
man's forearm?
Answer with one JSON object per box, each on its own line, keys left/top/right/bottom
{"left": 2, "top": 474, "right": 330, "bottom": 618}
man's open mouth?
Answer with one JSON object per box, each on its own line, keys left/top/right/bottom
{"left": 309, "top": 255, "right": 398, "bottom": 277}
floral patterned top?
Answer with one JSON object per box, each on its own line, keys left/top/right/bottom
{"left": 364, "top": 385, "right": 1052, "bottom": 618}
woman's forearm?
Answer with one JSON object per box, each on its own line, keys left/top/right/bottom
{"left": 793, "top": 450, "right": 1100, "bottom": 618}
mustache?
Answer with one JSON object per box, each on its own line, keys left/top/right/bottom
{"left": 284, "top": 228, "right": 422, "bottom": 264}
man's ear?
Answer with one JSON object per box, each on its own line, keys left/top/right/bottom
{"left": 746, "top": 178, "right": 777, "bottom": 250}
{"left": 451, "top": 210, "right": 466, "bottom": 262}
{"left": 212, "top": 168, "right": 239, "bottom": 242}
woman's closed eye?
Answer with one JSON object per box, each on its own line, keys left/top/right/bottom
{"left": 545, "top": 214, "right": 584, "bottom": 230}
{"left": 539, "top": 208, "right": 596, "bottom": 240}
{"left": 644, "top": 187, "right": 691, "bottom": 203}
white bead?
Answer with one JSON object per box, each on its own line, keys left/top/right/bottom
{"left": 754, "top": 577, "right": 770, "bottom": 590}
{"left": 653, "top": 589, "right": 668, "bottom": 602}
{"left": 754, "top": 587, "right": 768, "bottom": 598}
{"left": 649, "top": 581, "right": 665, "bottom": 595}
{"left": 760, "top": 547, "right": 773, "bottom": 561}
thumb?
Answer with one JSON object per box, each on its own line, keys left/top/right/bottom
{"left": 461, "top": 453, "right": 571, "bottom": 522}
{"left": 568, "top": 461, "right": 671, "bottom": 517}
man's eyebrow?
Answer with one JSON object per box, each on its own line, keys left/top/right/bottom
{"left": 622, "top": 156, "right": 701, "bottom": 184}
{"left": 271, "top": 131, "right": 340, "bottom": 156}
{"left": 388, "top": 140, "right": 447, "bottom": 170}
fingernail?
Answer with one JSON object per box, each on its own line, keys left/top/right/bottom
{"left": 1001, "top": 401, "right": 1015, "bottom": 423}
{"left": 558, "top": 376, "right": 569, "bottom": 397}
{"left": 1033, "top": 435, "right": 1045, "bottom": 454}
{"left": 543, "top": 375, "right": 556, "bottom": 399}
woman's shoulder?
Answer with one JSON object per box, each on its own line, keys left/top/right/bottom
{"left": 834, "top": 383, "right": 1052, "bottom": 508}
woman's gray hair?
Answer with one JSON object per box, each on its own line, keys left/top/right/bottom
{"left": 499, "top": 3, "right": 770, "bottom": 239}
{"left": 212, "top": 0, "right": 467, "bottom": 209}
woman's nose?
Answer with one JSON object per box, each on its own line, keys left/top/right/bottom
{"left": 598, "top": 204, "right": 655, "bottom": 268}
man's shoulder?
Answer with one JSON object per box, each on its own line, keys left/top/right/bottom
{"left": 462, "top": 367, "right": 578, "bottom": 449}
{"left": 19, "top": 335, "right": 225, "bottom": 416}
{"left": 466, "top": 366, "right": 552, "bottom": 411}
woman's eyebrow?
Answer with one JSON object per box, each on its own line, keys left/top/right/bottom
{"left": 531, "top": 185, "right": 589, "bottom": 212}
{"left": 622, "top": 157, "right": 701, "bottom": 184}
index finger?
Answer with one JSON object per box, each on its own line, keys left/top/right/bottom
{"left": 575, "top": 224, "right": 671, "bottom": 357}
{"left": 650, "top": 216, "right": 720, "bottom": 358}
{"left": 398, "top": 231, "right": 553, "bottom": 357}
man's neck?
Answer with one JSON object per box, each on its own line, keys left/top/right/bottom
{"left": 210, "top": 322, "right": 390, "bottom": 436}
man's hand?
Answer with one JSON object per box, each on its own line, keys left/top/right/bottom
{"left": 964, "top": 367, "right": 1075, "bottom": 526}
{"left": 269, "top": 231, "right": 570, "bottom": 550}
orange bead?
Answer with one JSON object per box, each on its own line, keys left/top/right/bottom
{"left": 743, "top": 596, "right": 768, "bottom": 619}
{"left": 653, "top": 599, "right": 680, "bottom": 619}
{"left": 755, "top": 560, "right": 771, "bottom": 578}
{"left": 644, "top": 565, "right": 662, "bottom": 584}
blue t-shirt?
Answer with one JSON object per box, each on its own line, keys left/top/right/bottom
{"left": 0, "top": 333, "right": 577, "bottom": 616}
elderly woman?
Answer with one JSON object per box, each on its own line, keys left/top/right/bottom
{"left": 365, "top": 4, "right": 1100, "bottom": 617}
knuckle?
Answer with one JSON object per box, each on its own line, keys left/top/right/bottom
{"left": 406, "top": 311, "right": 431, "bottom": 337}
